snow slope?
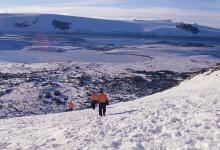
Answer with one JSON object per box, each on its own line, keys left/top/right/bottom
{"left": 0, "top": 13, "right": 220, "bottom": 37}
{"left": 0, "top": 66, "right": 220, "bottom": 149}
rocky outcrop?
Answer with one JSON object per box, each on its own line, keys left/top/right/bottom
{"left": 14, "top": 21, "right": 30, "bottom": 28}
{"left": 14, "top": 18, "right": 39, "bottom": 28}
{"left": 176, "top": 23, "right": 199, "bottom": 34}
{"left": 52, "top": 19, "right": 72, "bottom": 30}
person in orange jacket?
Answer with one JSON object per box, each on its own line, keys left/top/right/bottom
{"left": 90, "top": 91, "right": 98, "bottom": 110}
{"left": 67, "top": 99, "right": 75, "bottom": 111}
{"left": 98, "top": 89, "right": 109, "bottom": 116}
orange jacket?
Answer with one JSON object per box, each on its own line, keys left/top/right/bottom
{"left": 90, "top": 94, "right": 98, "bottom": 102}
{"left": 98, "top": 93, "right": 108, "bottom": 103}
{"left": 67, "top": 100, "right": 75, "bottom": 109}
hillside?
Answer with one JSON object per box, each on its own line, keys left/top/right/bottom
{"left": 0, "top": 61, "right": 196, "bottom": 119}
{"left": 0, "top": 65, "right": 219, "bottom": 149}
{"left": 0, "top": 13, "right": 220, "bottom": 37}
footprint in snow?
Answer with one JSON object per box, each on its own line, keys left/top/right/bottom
{"left": 194, "top": 123, "right": 202, "bottom": 128}
{"left": 52, "top": 144, "right": 62, "bottom": 148}
{"left": 0, "top": 142, "right": 10, "bottom": 150}
{"left": 216, "top": 118, "right": 220, "bottom": 128}
{"left": 175, "top": 131, "right": 182, "bottom": 137}
{"left": 149, "top": 126, "right": 162, "bottom": 134}
{"left": 111, "top": 140, "right": 122, "bottom": 149}
{"left": 96, "top": 117, "right": 103, "bottom": 125}
{"left": 134, "top": 143, "right": 145, "bottom": 150}
{"left": 185, "top": 139, "right": 196, "bottom": 146}
{"left": 170, "top": 117, "right": 182, "bottom": 123}
{"left": 196, "top": 136, "right": 205, "bottom": 141}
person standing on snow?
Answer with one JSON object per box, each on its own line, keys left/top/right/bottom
{"left": 98, "top": 89, "right": 109, "bottom": 116}
{"left": 67, "top": 99, "right": 75, "bottom": 111}
{"left": 90, "top": 91, "right": 98, "bottom": 109}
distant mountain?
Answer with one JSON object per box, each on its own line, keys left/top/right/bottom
{"left": 0, "top": 13, "right": 220, "bottom": 37}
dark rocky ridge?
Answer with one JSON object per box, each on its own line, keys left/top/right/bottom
{"left": 52, "top": 20, "right": 72, "bottom": 30}
{"left": 176, "top": 23, "right": 199, "bottom": 34}
{"left": 1, "top": 63, "right": 219, "bottom": 119}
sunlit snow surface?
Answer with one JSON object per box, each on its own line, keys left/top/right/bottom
{"left": 0, "top": 67, "right": 219, "bottom": 149}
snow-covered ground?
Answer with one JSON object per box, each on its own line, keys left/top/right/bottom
{"left": 0, "top": 13, "right": 220, "bottom": 38}
{"left": 0, "top": 64, "right": 219, "bottom": 150}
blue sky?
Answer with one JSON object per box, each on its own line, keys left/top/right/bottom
{"left": 1, "top": 0, "right": 220, "bottom": 28}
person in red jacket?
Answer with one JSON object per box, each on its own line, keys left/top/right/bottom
{"left": 98, "top": 89, "right": 109, "bottom": 116}
{"left": 67, "top": 99, "right": 75, "bottom": 111}
{"left": 90, "top": 91, "right": 98, "bottom": 109}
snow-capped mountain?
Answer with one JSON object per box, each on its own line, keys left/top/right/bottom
{"left": 0, "top": 63, "right": 219, "bottom": 149}
{"left": 0, "top": 13, "right": 220, "bottom": 37}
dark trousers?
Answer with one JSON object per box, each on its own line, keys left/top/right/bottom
{"left": 99, "top": 102, "right": 106, "bottom": 116}
{"left": 69, "top": 108, "right": 73, "bottom": 111}
{"left": 91, "top": 101, "right": 97, "bottom": 109}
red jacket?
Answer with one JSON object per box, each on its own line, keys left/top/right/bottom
{"left": 98, "top": 93, "right": 108, "bottom": 103}
{"left": 67, "top": 100, "right": 75, "bottom": 109}
{"left": 90, "top": 94, "right": 98, "bottom": 102}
